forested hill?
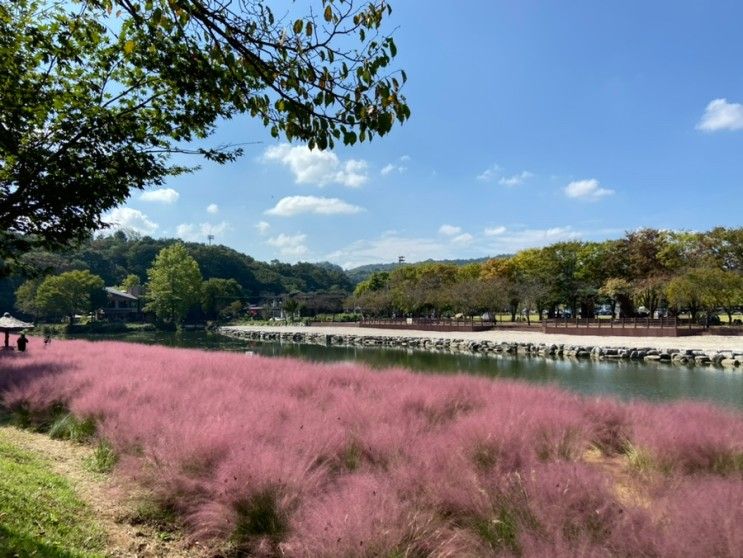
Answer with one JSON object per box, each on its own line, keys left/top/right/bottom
{"left": 0, "top": 233, "right": 352, "bottom": 311}
{"left": 345, "top": 256, "right": 505, "bottom": 285}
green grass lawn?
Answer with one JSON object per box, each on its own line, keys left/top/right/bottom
{"left": 0, "top": 435, "right": 105, "bottom": 558}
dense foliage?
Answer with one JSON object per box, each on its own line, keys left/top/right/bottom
{"left": 144, "top": 243, "right": 203, "bottom": 324}
{"left": 352, "top": 227, "right": 743, "bottom": 321}
{"left": 0, "top": 0, "right": 408, "bottom": 265}
{"left": 0, "top": 232, "right": 353, "bottom": 318}
{"left": 3, "top": 341, "right": 742, "bottom": 556}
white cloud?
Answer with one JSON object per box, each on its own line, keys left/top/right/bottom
{"left": 697, "top": 98, "right": 743, "bottom": 132}
{"left": 476, "top": 164, "right": 501, "bottom": 182}
{"left": 206, "top": 203, "right": 219, "bottom": 214}
{"left": 380, "top": 156, "right": 409, "bottom": 176}
{"left": 140, "top": 188, "right": 179, "bottom": 204}
{"left": 564, "top": 179, "right": 614, "bottom": 200}
{"left": 327, "top": 226, "right": 621, "bottom": 269}
{"left": 265, "top": 195, "right": 364, "bottom": 217}
{"left": 104, "top": 208, "right": 158, "bottom": 235}
{"left": 326, "top": 234, "right": 456, "bottom": 269}
{"left": 262, "top": 143, "right": 368, "bottom": 187}
{"left": 499, "top": 171, "right": 534, "bottom": 187}
{"left": 452, "top": 233, "right": 474, "bottom": 245}
{"left": 484, "top": 226, "right": 507, "bottom": 236}
{"left": 380, "top": 163, "right": 396, "bottom": 176}
{"left": 267, "top": 233, "right": 309, "bottom": 257}
{"left": 483, "top": 226, "right": 583, "bottom": 253}
{"left": 438, "top": 224, "right": 462, "bottom": 236}
{"left": 256, "top": 221, "right": 271, "bottom": 235}
{"left": 176, "top": 221, "right": 230, "bottom": 242}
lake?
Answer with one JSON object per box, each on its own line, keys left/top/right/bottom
{"left": 67, "top": 330, "right": 743, "bottom": 409}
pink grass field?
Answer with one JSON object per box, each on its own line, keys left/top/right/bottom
{"left": 1, "top": 339, "right": 742, "bottom": 557}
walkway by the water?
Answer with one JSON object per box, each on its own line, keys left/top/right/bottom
{"left": 228, "top": 324, "right": 743, "bottom": 353}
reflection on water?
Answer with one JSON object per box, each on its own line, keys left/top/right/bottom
{"left": 69, "top": 330, "right": 743, "bottom": 409}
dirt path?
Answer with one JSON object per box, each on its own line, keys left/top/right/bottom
{"left": 0, "top": 426, "right": 208, "bottom": 558}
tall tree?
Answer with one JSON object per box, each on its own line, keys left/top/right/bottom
{"left": 665, "top": 271, "right": 703, "bottom": 321}
{"left": 0, "top": 0, "right": 409, "bottom": 267}
{"left": 14, "top": 279, "right": 42, "bottom": 321}
{"left": 35, "top": 270, "right": 105, "bottom": 325}
{"left": 481, "top": 258, "right": 521, "bottom": 321}
{"left": 145, "top": 243, "right": 203, "bottom": 324}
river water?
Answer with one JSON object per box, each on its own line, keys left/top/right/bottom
{"left": 67, "top": 330, "right": 743, "bottom": 409}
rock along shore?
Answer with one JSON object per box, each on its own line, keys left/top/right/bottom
{"left": 219, "top": 325, "right": 743, "bottom": 369}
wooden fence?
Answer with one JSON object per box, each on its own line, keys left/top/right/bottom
{"left": 359, "top": 317, "right": 496, "bottom": 332}
{"left": 542, "top": 317, "right": 705, "bottom": 337}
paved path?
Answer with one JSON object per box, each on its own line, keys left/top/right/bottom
{"left": 228, "top": 325, "right": 743, "bottom": 353}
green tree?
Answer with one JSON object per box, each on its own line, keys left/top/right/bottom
{"left": 283, "top": 298, "right": 300, "bottom": 321}
{"left": 119, "top": 274, "right": 141, "bottom": 293}
{"left": 675, "top": 268, "right": 743, "bottom": 324}
{"left": 145, "top": 244, "right": 203, "bottom": 325}
{"left": 201, "top": 278, "right": 243, "bottom": 320}
{"left": 665, "top": 271, "right": 704, "bottom": 321}
{"left": 0, "top": 0, "right": 409, "bottom": 266}
{"left": 705, "top": 269, "right": 743, "bottom": 323}
{"left": 481, "top": 258, "right": 521, "bottom": 321}
{"left": 632, "top": 275, "right": 667, "bottom": 318}
{"left": 599, "top": 278, "right": 633, "bottom": 318}
{"left": 14, "top": 279, "right": 42, "bottom": 321}
{"left": 35, "top": 270, "right": 105, "bottom": 325}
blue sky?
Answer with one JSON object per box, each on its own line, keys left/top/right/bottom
{"left": 105, "top": 0, "right": 743, "bottom": 268}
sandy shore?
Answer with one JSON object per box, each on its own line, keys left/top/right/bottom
{"left": 227, "top": 325, "right": 743, "bottom": 353}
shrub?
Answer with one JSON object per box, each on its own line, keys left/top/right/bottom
{"left": 86, "top": 440, "right": 118, "bottom": 473}
{"left": 49, "top": 412, "right": 96, "bottom": 442}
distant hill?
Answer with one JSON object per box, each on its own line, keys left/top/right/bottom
{"left": 345, "top": 255, "right": 509, "bottom": 285}
{"left": 0, "top": 234, "right": 354, "bottom": 312}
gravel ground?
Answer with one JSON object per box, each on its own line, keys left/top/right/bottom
{"left": 228, "top": 324, "right": 743, "bottom": 353}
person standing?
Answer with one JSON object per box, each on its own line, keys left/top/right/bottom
{"left": 17, "top": 333, "right": 28, "bottom": 352}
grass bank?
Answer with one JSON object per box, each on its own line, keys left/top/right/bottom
{"left": 0, "top": 429, "right": 105, "bottom": 557}
{"left": 2, "top": 340, "right": 742, "bottom": 556}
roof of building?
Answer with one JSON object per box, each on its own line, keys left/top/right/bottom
{"left": 105, "top": 287, "right": 139, "bottom": 301}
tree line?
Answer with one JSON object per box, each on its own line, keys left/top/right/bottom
{"left": 351, "top": 227, "right": 743, "bottom": 323}
{"left": 4, "top": 232, "right": 353, "bottom": 322}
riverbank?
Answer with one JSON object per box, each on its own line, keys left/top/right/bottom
{"left": 220, "top": 325, "right": 743, "bottom": 367}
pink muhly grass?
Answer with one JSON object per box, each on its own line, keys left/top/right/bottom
{"left": 582, "top": 398, "right": 634, "bottom": 456}
{"left": 652, "top": 477, "right": 743, "bottom": 557}
{"left": 630, "top": 401, "right": 743, "bottom": 475}
{"left": 518, "top": 461, "right": 652, "bottom": 557}
{"left": 3, "top": 339, "right": 743, "bottom": 556}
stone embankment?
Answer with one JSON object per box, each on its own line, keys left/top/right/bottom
{"left": 219, "top": 326, "right": 743, "bottom": 368}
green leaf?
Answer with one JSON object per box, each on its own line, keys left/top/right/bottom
{"left": 305, "top": 21, "right": 313, "bottom": 37}
{"left": 293, "top": 19, "right": 303, "bottom": 34}
{"left": 324, "top": 5, "right": 333, "bottom": 22}
{"left": 123, "top": 40, "right": 135, "bottom": 55}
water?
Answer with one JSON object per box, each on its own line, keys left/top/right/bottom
{"left": 68, "top": 330, "right": 743, "bottom": 409}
